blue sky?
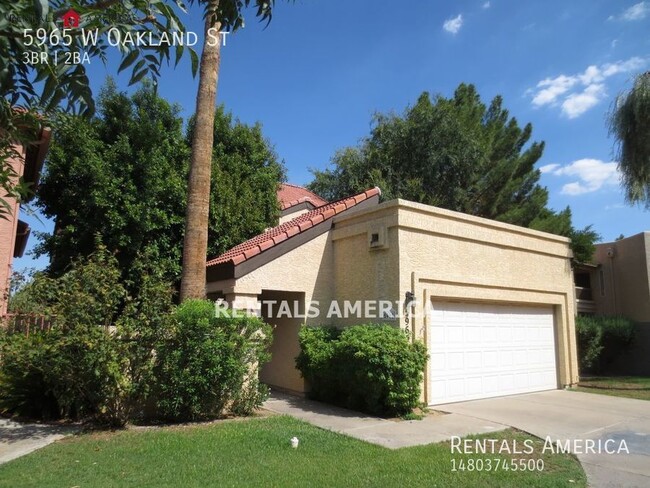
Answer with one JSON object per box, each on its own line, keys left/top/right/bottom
{"left": 14, "top": 0, "right": 650, "bottom": 272}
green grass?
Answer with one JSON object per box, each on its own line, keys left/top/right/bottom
{"left": 0, "top": 416, "right": 586, "bottom": 488}
{"left": 573, "top": 376, "right": 650, "bottom": 401}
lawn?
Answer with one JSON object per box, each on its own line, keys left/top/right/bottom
{"left": 573, "top": 376, "right": 650, "bottom": 401}
{"left": 0, "top": 416, "right": 586, "bottom": 488}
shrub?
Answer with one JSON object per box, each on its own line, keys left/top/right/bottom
{"left": 154, "top": 300, "right": 272, "bottom": 421}
{"left": 0, "top": 246, "right": 174, "bottom": 426}
{"left": 576, "top": 315, "right": 635, "bottom": 374}
{"left": 296, "top": 324, "right": 428, "bottom": 416}
{"left": 0, "top": 330, "right": 59, "bottom": 419}
{"left": 575, "top": 317, "right": 604, "bottom": 372}
{"left": 294, "top": 326, "right": 341, "bottom": 403}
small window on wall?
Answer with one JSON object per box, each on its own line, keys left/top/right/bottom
{"left": 599, "top": 269, "right": 605, "bottom": 296}
{"left": 368, "top": 226, "right": 388, "bottom": 250}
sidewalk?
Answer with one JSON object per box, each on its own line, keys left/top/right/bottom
{"left": 0, "top": 418, "right": 77, "bottom": 465}
{"left": 263, "top": 390, "right": 506, "bottom": 449}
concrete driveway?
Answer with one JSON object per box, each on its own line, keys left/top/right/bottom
{"left": 437, "top": 390, "right": 650, "bottom": 488}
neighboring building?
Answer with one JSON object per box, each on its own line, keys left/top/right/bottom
{"left": 277, "top": 183, "right": 328, "bottom": 224}
{"left": 573, "top": 232, "right": 650, "bottom": 322}
{"left": 0, "top": 126, "right": 52, "bottom": 316}
{"left": 206, "top": 187, "right": 578, "bottom": 405}
{"left": 575, "top": 233, "right": 650, "bottom": 375}
{"left": 596, "top": 233, "right": 650, "bottom": 323}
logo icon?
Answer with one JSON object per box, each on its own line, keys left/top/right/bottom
{"left": 61, "top": 9, "right": 80, "bottom": 28}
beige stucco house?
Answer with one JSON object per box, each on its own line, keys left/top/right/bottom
{"left": 594, "top": 232, "right": 650, "bottom": 323}
{"left": 574, "top": 232, "right": 650, "bottom": 375}
{"left": 206, "top": 186, "right": 579, "bottom": 406}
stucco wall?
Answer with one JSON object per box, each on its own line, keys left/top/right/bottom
{"left": 332, "top": 200, "right": 579, "bottom": 392}
{"left": 258, "top": 290, "right": 306, "bottom": 393}
{"left": 330, "top": 206, "right": 401, "bottom": 327}
{"left": 279, "top": 208, "right": 309, "bottom": 225}
{"left": 594, "top": 233, "right": 650, "bottom": 322}
{"left": 207, "top": 232, "right": 335, "bottom": 392}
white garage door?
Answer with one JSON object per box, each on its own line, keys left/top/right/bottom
{"left": 428, "top": 302, "right": 558, "bottom": 405}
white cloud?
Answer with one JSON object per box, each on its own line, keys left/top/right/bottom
{"left": 529, "top": 57, "right": 648, "bottom": 117}
{"left": 443, "top": 14, "right": 463, "bottom": 34}
{"left": 539, "top": 163, "right": 560, "bottom": 173}
{"left": 482, "top": 1, "right": 491, "bottom": 9}
{"left": 542, "top": 159, "right": 620, "bottom": 195}
{"left": 561, "top": 182, "right": 591, "bottom": 195}
{"left": 532, "top": 75, "right": 579, "bottom": 107}
{"left": 579, "top": 65, "right": 602, "bottom": 84}
{"left": 602, "top": 57, "right": 646, "bottom": 76}
{"left": 561, "top": 83, "right": 606, "bottom": 118}
{"left": 618, "top": 2, "right": 650, "bottom": 21}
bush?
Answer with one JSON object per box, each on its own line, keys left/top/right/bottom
{"left": 0, "top": 330, "right": 59, "bottom": 420}
{"left": 154, "top": 300, "right": 272, "bottom": 421}
{"left": 0, "top": 246, "right": 174, "bottom": 426}
{"left": 296, "top": 324, "right": 428, "bottom": 416}
{"left": 576, "top": 316, "right": 635, "bottom": 374}
{"left": 294, "top": 326, "right": 341, "bottom": 403}
{"left": 576, "top": 317, "right": 604, "bottom": 372}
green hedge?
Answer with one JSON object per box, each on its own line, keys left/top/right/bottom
{"left": 0, "top": 246, "right": 272, "bottom": 425}
{"left": 576, "top": 316, "right": 635, "bottom": 373}
{"left": 296, "top": 324, "right": 428, "bottom": 416}
{"left": 154, "top": 300, "right": 272, "bottom": 421}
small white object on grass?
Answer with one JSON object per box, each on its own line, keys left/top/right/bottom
{"left": 291, "top": 436, "right": 299, "bottom": 448}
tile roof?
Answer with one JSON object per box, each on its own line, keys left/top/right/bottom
{"left": 207, "top": 187, "right": 381, "bottom": 267}
{"left": 277, "top": 183, "right": 328, "bottom": 210}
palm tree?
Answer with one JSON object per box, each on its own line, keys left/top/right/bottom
{"left": 180, "top": 7, "right": 222, "bottom": 300}
{"left": 609, "top": 72, "right": 650, "bottom": 208}
{"left": 180, "top": 0, "right": 279, "bottom": 300}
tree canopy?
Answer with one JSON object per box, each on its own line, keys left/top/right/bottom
{"left": 609, "top": 71, "right": 650, "bottom": 208}
{"left": 35, "top": 82, "right": 285, "bottom": 289}
{"left": 1, "top": 0, "right": 197, "bottom": 218}
{"left": 309, "top": 84, "right": 598, "bottom": 262}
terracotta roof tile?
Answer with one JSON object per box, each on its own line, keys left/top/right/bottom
{"left": 207, "top": 187, "right": 381, "bottom": 268}
{"left": 259, "top": 240, "right": 274, "bottom": 252}
{"left": 285, "top": 226, "right": 300, "bottom": 238}
{"left": 298, "top": 220, "right": 313, "bottom": 232}
{"left": 277, "top": 183, "right": 328, "bottom": 210}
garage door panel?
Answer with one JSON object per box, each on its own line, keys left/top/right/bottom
{"left": 428, "top": 302, "right": 558, "bottom": 405}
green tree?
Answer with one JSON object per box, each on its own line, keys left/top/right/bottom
{"left": 0, "top": 0, "right": 196, "bottom": 216}
{"left": 35, "top": 83, "right": 284, "bottom": 289}
{"left": 1, "top": 1, "right": 293, "bottom": 298}
{"left": 309, "top": 84, "right": 598, "bottom": 262}
{"left": 609, "top": 72, "right": 650, "bottom": 208}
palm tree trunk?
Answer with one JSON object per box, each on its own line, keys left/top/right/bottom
{"left": 180, "top": 7, "right": 222, "bottom": 300}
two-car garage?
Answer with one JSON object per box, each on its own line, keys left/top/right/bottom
{"left": 427, "top": 302, "right": 559, "bottom": 405}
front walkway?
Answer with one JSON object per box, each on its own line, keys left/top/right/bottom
{"left": 263, "top": 390, "right": 506, "bottom": 449}
{"left": 0, "top": 418, "right": 77, "bottom": 465}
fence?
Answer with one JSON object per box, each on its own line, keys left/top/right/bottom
{"left": 0, "top": 313, "right": 56, "bottom": 336}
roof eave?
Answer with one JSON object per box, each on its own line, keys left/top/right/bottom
{"left": 209, "top": 193, "right": 380, "bottom": 280}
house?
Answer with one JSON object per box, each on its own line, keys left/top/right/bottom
{"left": 277, "top": 183, "right": 328, "bottom": 224}
{"left": 206, "top": 185, "right": 579, "bottom": 406}
{"left": 0, "top": 125, "right": 51, "bottom": 316}
{"left": 574, "top": 232, "right": 650, "bottom": 375}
